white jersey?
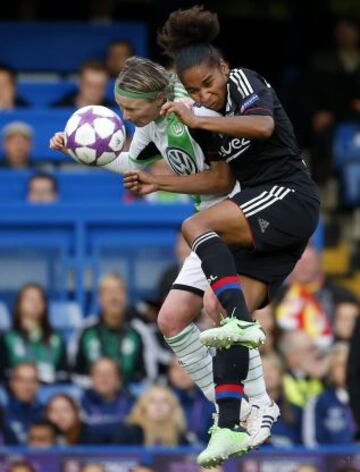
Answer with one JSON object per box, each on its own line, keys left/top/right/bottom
{"left": 104, "top": 105, "right": 239, "bottom": 211}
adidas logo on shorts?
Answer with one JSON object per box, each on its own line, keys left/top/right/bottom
{"left": 258, "top": 218, "right": 270, "bottom": 233}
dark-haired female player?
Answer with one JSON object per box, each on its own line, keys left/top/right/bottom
{"left": 125, "top": 5, "right": 320, "bottom": 467}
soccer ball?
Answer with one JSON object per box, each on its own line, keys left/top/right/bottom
{"left": 64, "top": 105, "right": 126, "bottom": 166}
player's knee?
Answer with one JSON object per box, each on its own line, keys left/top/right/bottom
{"left": 181, "top": 217, "right": 209, "bottom": 246}
{"left": 157, "top": 307, "right": 183, "bottom": 338}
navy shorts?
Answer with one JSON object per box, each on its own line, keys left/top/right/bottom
{"left": 229, "top": 181, "right": 320, "bottom": 302}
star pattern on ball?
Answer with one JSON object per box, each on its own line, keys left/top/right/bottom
{"left": 66, "top": 130, "right": 78, "bottom": 151}
{"left": 88, "top": 133, "right": 115, "bottom": 159}
{"left": 110, "top": 115, "right": 123, "bottom": 131}
{"left": 77, "top": 108, "right": 104, "bottom": 126}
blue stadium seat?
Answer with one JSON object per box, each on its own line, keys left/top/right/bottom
{"left": 333, "top": 122, "right": 360, "bottom": 169}
{"left": 37, "top": 383, "right": 82, "bottom": 404}
{"left": 0, "top": 170, "right": 124, "bottom": 202}
{"left": 49, "top": 301, "right": 83, "bottom": 343}
{"left": 18, "top": 79, "right": 117, "bottom": 108}
{"left": 0, "top": 22, "right": 147, "bottom": 72}
{"left": 17, "top": 80, "right": 77, "bottom": 108}
{"left": 341, "top": 162, "right": 360, "bottom": 207}
{"left": 49, "top": 301, "right": 82, "bottom": 329}
{"left": 0, "top": 301, "right": 11, "bottom": 330}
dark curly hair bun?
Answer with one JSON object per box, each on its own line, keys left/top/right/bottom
{"left": 158, "top": 5, "right": 220, "bottom": 58}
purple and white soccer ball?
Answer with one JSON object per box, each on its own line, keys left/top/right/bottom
{"left": 64, "top": 105, "right": 126, "bottom": 166}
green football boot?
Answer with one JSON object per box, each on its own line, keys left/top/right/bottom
{"left": 199, "top": 317, "right": 266, "bottom": 349}
{"left": 197, "top": 425, "right": 251, "bottom": 468}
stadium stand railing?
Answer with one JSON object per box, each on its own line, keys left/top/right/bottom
{"left": 1, "top": 445, "right": 360, "bottom": 471}
{"left": 0, "top": 203, "right": 194, "bottom": 311}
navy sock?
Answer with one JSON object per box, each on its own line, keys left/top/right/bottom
{"left": 214, "top": 345, "right": 250, "bottom": 428}
{"left": 192, "top": 231, "right": 252, "bottom": 322}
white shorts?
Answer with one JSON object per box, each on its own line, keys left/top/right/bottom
{"left": 172, "top": 251, "right": 209, "bottom": 296}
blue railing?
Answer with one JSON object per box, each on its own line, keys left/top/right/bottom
{"left": 0, "top": 202, "right": 194, "bottom": 310}
{"left": 1, "top": 445, "right": 360, "bottom": 471}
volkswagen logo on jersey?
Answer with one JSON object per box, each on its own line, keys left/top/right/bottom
{"left": 166, "top": 147, "right": 198, "bottom": 175}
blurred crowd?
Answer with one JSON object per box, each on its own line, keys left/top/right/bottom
{"left": 0, "top": 12, "right": 360, "bottom": 469}
{"left": 1, "top": 18, "right": 360, "bottom": 197}
{"left": 0, "top": 233, "right": 359, "bottom": 452}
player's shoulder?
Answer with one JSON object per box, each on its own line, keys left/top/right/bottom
{"left": 192, "top": 103, "right": 221, "bottom": 117}
{"left": 229, "top": 67, "right": 271, "bottom": 97}
{"left": 230, "top": 67, "right": 263, "bottom": 81}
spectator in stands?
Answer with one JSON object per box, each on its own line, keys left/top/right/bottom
{"left": 0, "top": 283, "right": 68, "bottom": 384}
{"left": 81, "top": 465, "right": 105, "bottom": 472}
{"left": 73, "top": 273, "right": 146, "bottom": 386}
{"left": 1, "top": 121, "right": 33, "bottom": 169}
{"left": 127, "top": 384, "right": 188, "bottom": 446}
{"left": 80, "top": 357, "right": 134, "bottom": 441}
{"left": 347, "top": 314, "right": 360, "bottom": 440}
{"left": 167, "top": 356, "right": 214, "bottom": 443}
{"left": 274, "top": 244, "right": 357, "bottom": 349}
{"left": 262, "top": 353, "right": 302, "bottom": 447}
{"left": 106, "top": 40, "right": 134, "bottom": 78}
{"left": 8, "top": 462, "right": 36, "bottom": 472}
{"left": 278, "top": 331, "right": 326, "bottom": 409}
{"left": 27, "top": 172, "right": 59, "bottom": 204}
{"left": 53, "top": 60, "right": 113, "bottom": 108}
{"left": 0, "top": 63, "right": 28, "bottom": 110}
{"left": 334, "top": 300, "right": 360, "bottom": 341}
{"left": 302, "top": 18, "right": 360, "bottom": 184}
{"left": 296, "top": 466, "right": 319, "bottom": 472}
{"left": 134, "top": 467, "right": 154, "bottom": 472}
{"left": 3, "top": 363, "right": 43, "bottom": 445}
{"left": 27, "top": 419, "right": 60, "bottom": 447}
{"left": 303, "top": 343, "right": 355, "bottom": 446}
{"left": 45, "top": 394, "right": 90, "bottom": 445}
{"left": 156, "top": 230, "right": 191, "bottom": 303}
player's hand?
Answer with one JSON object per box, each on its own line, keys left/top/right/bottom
{"left": 123, "top": 170, "right": 159, "bottom": 196}
{"left": 160, "top": 101, "right": 199, "bottom": 128}
{"left": 49, "top": 132, "right": 68, "bottom": 154}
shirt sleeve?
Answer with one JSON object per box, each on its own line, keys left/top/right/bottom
{"left": 229, "top": 68, "right": 274, "bottom": 117}
{"left": 103, "top": 126, "right": 162, "bottom": 175}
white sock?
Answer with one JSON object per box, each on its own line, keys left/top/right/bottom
{"left": 244, "top": 348, "right": 271, "bottom": 406}
{"left": 165, "top": 323, "right": 215, "bottom": 403}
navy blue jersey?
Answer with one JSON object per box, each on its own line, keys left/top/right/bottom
{"left": 217, "top": 67, "right": 311, "bottom": 189}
